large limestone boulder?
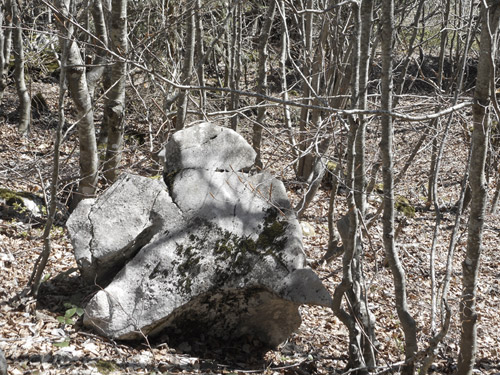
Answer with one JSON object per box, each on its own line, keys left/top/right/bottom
{"left": 69, "top": 122, "right": 332, "bottom": 350}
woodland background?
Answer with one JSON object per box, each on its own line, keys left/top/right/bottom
{"left": 0, "top": 0, "right": 500, "bottom": 374}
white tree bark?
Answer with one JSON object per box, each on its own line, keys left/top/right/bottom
{"left": 457, "top": 2, "right": 500, "bottom": 374}
{"left": 354, "top": 0, "right": 373, "bottom": 216}
{"left": 252, "top": 0, "right": 276, "bottom": 168}
{"left": 195, "top": 0, "right": 206, "bottom": 119}
{"left": 103, "top": 0, "right": 127, "bottom": 183}
{"left": 86, "top": 0, "right": 109, "bottom": 99}
{"left": 175, "top": 4, "right": 195, "bottom": 131}
{"left": 55, "top": 0, "right": 98, "bottom": 208}
{"left": 0, "top": 0, "right": 12, "bottom": 98}
{"left": 12, "top": 0, "right": 30, "bottom": 134}
{"left": 296, "top": 0, "right": 315, "bottom": 179}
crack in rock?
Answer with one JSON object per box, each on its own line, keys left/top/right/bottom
{"left": 69, "top": 123, "right": 332, "bottom": 352}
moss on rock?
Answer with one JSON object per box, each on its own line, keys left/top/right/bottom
{"left": 173, "top": 208, "right": 290, "bottom": 294}
{"left": 395, "top": 195, "right": 415, "bottom": 218}
{"left": 0, "top": 188, "right": 26, "bottom": 206}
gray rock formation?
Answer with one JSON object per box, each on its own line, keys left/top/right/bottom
{"left": 162, "top": 121, "right": 256, "bottom": 175}
{"left": 0, "top": 349, "right": 7, "bottom": 375}
{"left": 67, "top": 174, "right": 183, "bottom": 284}
{"left": 0, "top": 188, "right": 45, "bottom": 221}
{"left": 69, "top": 122, "right": 332, "bottom": 350}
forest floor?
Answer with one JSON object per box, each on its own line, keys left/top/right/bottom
{"left": 1, "top": 80, "right": 500, "bottom": 375}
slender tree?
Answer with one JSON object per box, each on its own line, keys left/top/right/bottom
{"left": 11, "top": 0, "right": 30, "bottom": 134}
{"left": 86, "top": 0, "right": 109, "bottom": 99}
{"left": 458, "top": 2, "right": 500, "bottom": 374}
{"left": 228, "top": 1, "right": 241, "bottom": 131}
{"left": 353, "top": 0, "right": 373, "bottom": 217}
{"left": 29, "top": 20, "right": 68, "bottom": 297}
{"left": 175, "top": 3, "right": 196, "bottom": 131}
{"left": 329, "top": 2, "right": 377, "bottom": 372}
{"left": 380, "top": 0, "right": 418, "bottom": 373}
{"left": 294, "top": 7, "right": 332, "bottom": 218}
{"left": 296, "top": 0, "right": 315, "bottom": 180}
{"left": 0, "top": 0, "right": 12, "bottom": 98}
{"left": 252, "top": 0, "right": 277, "bottom": 168}
{"left": 195, "top": 0, "right": 206, "bottom": 118}
{"left": 277, "top": 0, "right": 296, "bottom": 158}
{"left": 437, "top": 0, "right": 451, "bottom": 91}
{"left": 102, "top": 0, "right": 128, "bottom": 183}
{"left": 54, "top": 0, "right": 98, "bottom": 208}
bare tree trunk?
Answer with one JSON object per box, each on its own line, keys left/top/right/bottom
{"left": 296, "top": 0, "right": 314, "bottom": 179}
{"left": 97, "top": 0, "right": 112, "bottom": 147}
{"left": 332, "top": 139, "right": 367, "bottom": 372}
{"left": 457, "top": 3, "right": 500, "bottom": 374}
{"left": 175, "top": 4, "right": 195, "bottom": 131}
{"left": 55, "top": 0, "right": 98, "bottom": 208}
{"left": 427, "top": 0, "right": 476, "bottom": 337}
{"left": 0, "top": 0, "right": 12, "bottom": 98}
{"left": 0, "top": 0, "right": 7, "bottom": 97}
{"left": 346, "top": 1, "right": 376, "bottom": 369}
{"left": 29, "top": 27, "right": 68, "bottom": 297}
{"left": 295, "top": 7, "right": 332, "bottom": 217}
{"left": 426, "top": 124, "right": 439, "bottom": 207}
{"left": 356, "top": 2, "right": 376, "bottom": 366}
{"left": 333, "top": 125, "right": 370, "bottom": 374}
{"left": 86, "top": 0, "right": 108, "bottom": 99}
{"left": 380, "top": 1, "right": 417, "bottom": 374}
{"left": 102, "top": 0, "right": 127, "bottom": 183}
{"left": 229, "top": 1, "right": 241, "bottom": 131}
{"left": 252, "top": 0, "right": 276, "bottom": 169}
{"left": 12, "top": 0, "right": 30, "bottom": 134}
{"left": 277, "top": 0, "right": 297, "bottom": 159}
{"left": 437, "top": 0, "right": 451, "bottom": 90}
{"left": 195, "top": 0, "right": 206, "bottom": 119}
{"left": 354, "top": 0, "right": 373, "bottom": 217}
{"left": 325, "top": 152, "right": 344, "bottom": 261}
{"left": 328, "top": 3, "right": 376, "bottom": 372}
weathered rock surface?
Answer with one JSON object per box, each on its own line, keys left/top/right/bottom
{"left": 0, "top": 349, "right": 6, "bottom": 375}
{"left": 67, "top": 174, "right": 184, "bottom": 284}
{"left": 162, "top": 122, "right": 256, "bottom": 175}
{"left": 69, "top": 122, "right": 332, "bottom": 350}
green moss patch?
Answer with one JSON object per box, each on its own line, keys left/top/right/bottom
{"left": 173, "top": 208, "right": 289, "bottom": 294}
{"left": 95, "top": 359, "right": 118, "bottom": 374}
{"left": 395, "top": 195, "right": 415, "bottom": 218}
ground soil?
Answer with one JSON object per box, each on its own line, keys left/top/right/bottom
{"left": 0, "top": 76, "right": 500, "bottom": 375}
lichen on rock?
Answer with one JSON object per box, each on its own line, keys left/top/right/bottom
{"left": 395, "top": 195, "right": 416, "bottom": 218}
{"left": 74, "top": 122, "right": 332, "bottom": 351}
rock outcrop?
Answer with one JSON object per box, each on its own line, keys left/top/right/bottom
{"left": 68, "top": 122, "right": 332, "bottom": 350}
